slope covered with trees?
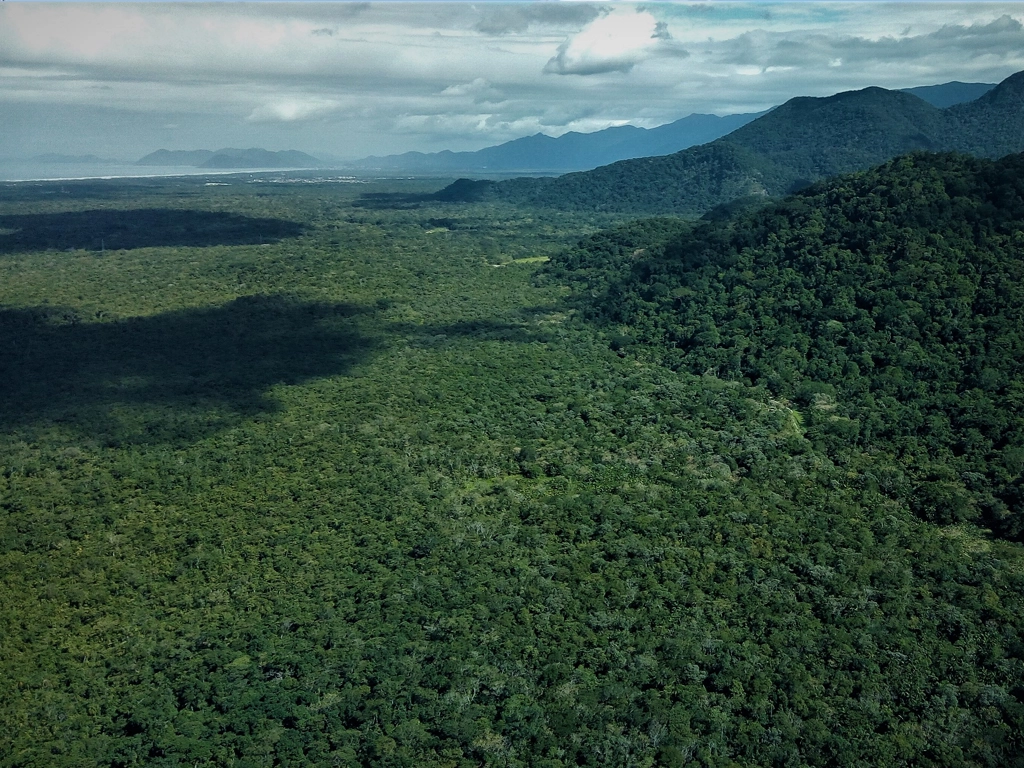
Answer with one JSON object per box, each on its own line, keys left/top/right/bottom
{"left": 550, "top": 151, "right": 1024, "bottom": 541}
{"left": 449, "top": 69, "right": 1024, "bottom": 214}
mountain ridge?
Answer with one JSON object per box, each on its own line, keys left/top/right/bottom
{"left": 343, "top": 78, "right": 992, "bottom": 176}
{"left": 454, "top": 69, "right": 1024, "bottom": 214}
{"left": 346, "top": 111, "right": 766, "bottom": 174}
{"left": 900, "top": 80, "right": 995, "bottom": 108}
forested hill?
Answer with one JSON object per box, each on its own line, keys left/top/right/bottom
{"left": 549, "top": 150, "right": 1024, "bottom": 540}
{"left": 714, "top": 87, "right": 946, "bottom": 182}
{"left": 946, "top": 69, "right": 1024, "bottom": 157}
{"left": 447, "top": 69, "right": 1024, "bottom": 214}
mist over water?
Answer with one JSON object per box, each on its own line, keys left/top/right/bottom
{"left": 0, "top": 161, "right": 289, "bottom": 183}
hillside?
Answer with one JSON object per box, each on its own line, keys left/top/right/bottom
{"left": 549, "top": 150, "right": 1024, "bottom": 540}
{"left": 346, "top": 111, "right": 764, "bottom": 174}
{"left": 717, "top": 87, "right": 947, "bottom": 181}
{"left": 946, "top": 70, "right": 1024, "bottom": 157}
{"left": 445, "top": 69, "right": 1024, "bottom": 214}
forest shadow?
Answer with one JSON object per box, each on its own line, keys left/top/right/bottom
{"left": 394, "top": 313, "right": 557, "bottom": 346}
{"left": 351, "top": 179, "right": 494, "bottom": 210}
{"left": 0, "top": 296, "right": 375, "bottom": 445}
{"left": 351, "top": 192, "right": 432, "bottom": 210}
{"left": 0, "top": 208, "right": 304, "bottom": 253}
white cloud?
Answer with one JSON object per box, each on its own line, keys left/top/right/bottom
{"left": 247, "top": 98, "right": 340, "bottom": 123}
{"left": 440, "top": 78, "right": 505, "bottom": 104}
{"left": 544, "top": 9, "right": 689, "bottom": 75}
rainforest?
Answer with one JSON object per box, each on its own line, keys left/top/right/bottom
{"left": 2, "top": 155, "right": 1024, "bottom": 768}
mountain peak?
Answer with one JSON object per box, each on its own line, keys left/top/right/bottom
{"left": 978, "top": 69, "right": 1024, "bottom": 103}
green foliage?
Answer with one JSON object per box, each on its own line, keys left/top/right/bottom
{"left": 1, "top": 171, "right": 1023, "bottom": 767}
{"left": 550, "top": 151, "right": 1024, "bottom": 541}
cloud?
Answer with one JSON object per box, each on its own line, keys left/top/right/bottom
{"left": 544, "top": 9, "right": 689, "bottom": 76}
{"left": 1, "top": 2, "right": 1022, "bottom": 161}
{"left": 440, "top": 78, "right": 505, "bottom": 105}
{"left": 474, "top": 4, "right": 603, "bottom": 36}
{"left": 247, "top": 98, "right": 340, "bottom": 123}
{"left": 719, "top": 14, "right": 1024, "bottom": 72}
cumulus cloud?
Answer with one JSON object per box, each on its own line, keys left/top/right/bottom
{"left": 544, "top": 9, "right": 689, "bottom": 76}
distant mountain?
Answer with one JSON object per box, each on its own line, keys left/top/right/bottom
{"left": 347, "top": 82, "right": 992, "bottom": 178}
{"left": 346, "top": 111, "right": 765, "bottom": 174}
{"left": 136, "top": 148, "right": 320, "bottom": 169}
{"left": 137, "top": 149, "right": 216, "bottom": 166}
{"left": 901, "top": 81, "right": 995, "bottom": 108}
{"left": 200, "top": 148, "right": 321, "bottom": 169}
{"left": 447, "top": 69, "right": 1024, "bottom": 215}
{"left": 33, "top": 153, "right": 118, "bottom": 164}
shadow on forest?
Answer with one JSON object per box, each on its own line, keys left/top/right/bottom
{"left": 351, "top": 192, "right": 433, "bottom": 211}
{"left": 0, "top": 179, "right": 194, "bottom": 204}
{"left": 351, "top": 179, "right": 493, "bottom": 210}
{"left": 0, "top": 208, "right": 305, "bottom": 253}
{"left": 0, "top": 297, "right": 557, "bottom": 445}
{"left": 0, "top": 296, "right": 374, "bottom": 445}
{"left": 392, "top": 315, "right": 557, "bottom": 346}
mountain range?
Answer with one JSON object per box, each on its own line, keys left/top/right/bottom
{"left": 136, "top": 148, "right": 321, "bottom": 169}
{"left": 342, "top": 80, "right": 993, "bottom": 176}
{"left": 344, "top": 111, "right": 766, "bottom": 174}
{"left": 435, "top": 71, "right": 1022, "bottom": 215}
{"left": 33, "top": 153, "right": 119, "bottom": 165}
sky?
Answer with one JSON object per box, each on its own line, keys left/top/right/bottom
{"left": 2, "top": 2, "right": 1024, "bottom": 163}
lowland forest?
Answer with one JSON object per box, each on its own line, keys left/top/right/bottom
{"left": 2, "top": 76, "right": 1024, "bottom": 768}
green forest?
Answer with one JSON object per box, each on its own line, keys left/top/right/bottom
{"left": 1, "top": 160, "right": 1024, "bottom": 768}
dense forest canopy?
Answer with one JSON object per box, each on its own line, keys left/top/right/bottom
{"left": 0, "top": 160, "right": 1023, "bottom": 767}
{"left": 549, "top": 151, "right": 1024, "bottom": 541}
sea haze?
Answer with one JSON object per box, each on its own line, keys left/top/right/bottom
{"left": 0, "top": 161, "right": 323, "bottom": 183}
